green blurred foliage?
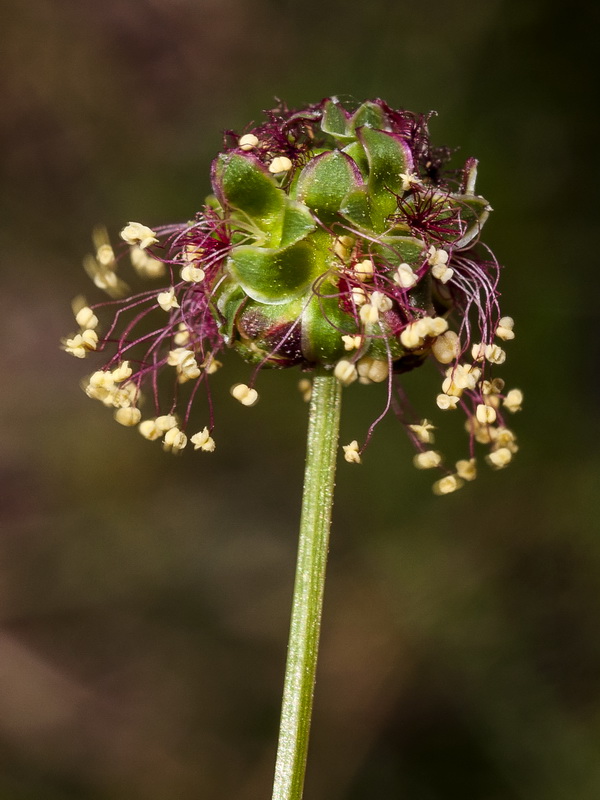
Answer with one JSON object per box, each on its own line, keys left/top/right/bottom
{"left": 1, "top": 0, "right": 599, "bottom": 797}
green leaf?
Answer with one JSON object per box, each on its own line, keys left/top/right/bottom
{"left": 321, "top": 99, "right": 350, "bottom": 138}
{"left": 367, "top": 321, "right": 405, "bottom": 361}
{"left": 213, "top": 153, "right": 285, "bottom": 235}
{"left": 349, "top": 101, "right": 388, "bottom": 133}
{"left": 228, "top": 240, "right": 317, "bottom": 304}
{"left": 452, "top": 194, "right": 491, "bottom": 248}
{"left": 301, "top": 279, "right": 357, "bottom": 364}
{"left": 279, "top": 201, "right": 317, "bottom": 248}
{"left": 358, "top": 127, "right": 414, "bottom": 229}
{"left": 339, "top": 186, "right": 372, "bottom": 230}
{"left": 342, "top": 141, "right": 369, "bottom": 177}
{"left": 374, "top": 234, "right": 426, "bottom": 269}
{"left": 233, "top": 296, "right": 305, "bottom": 366}
{"left": 214, "top": 280, "right": 247, "bottom": 344}
{"left": 296, "top": 151, "right": 362, "bottom": 223}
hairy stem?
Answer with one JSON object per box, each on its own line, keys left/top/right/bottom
{"left": 271, "top": 373, "right": 343, "bottom": 800}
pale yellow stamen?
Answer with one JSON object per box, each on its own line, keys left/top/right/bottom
{"left": 138, "top": 419, "right": 162, "bottom": 441}
{"left": 476, "top": 404, "right": 497, "bottom": 424}
{"left": 86, "top": 260, "right": 127, "bottom": 296}
{"left": 202, "top": 356, "right": 222, "bottom": 375}
{"left": 190, "top": 427, "right": 216, "bottom": 452}
{"left": 180, "top": 264, "right": 205, "bottom": 283}
{"left": 481, "top": 378, "right": 505, "bottom": 395}
{"left": 96, "top": 244, "right": 115, "bottom": 267}
{"left": 484, "top": 343, "right": 506, "bottom": 364}
{"left": 399, "top": 172, "right": 420, "bottom": 192}
{"left": 359, "top": 303, "right": 379, "bottom": 325}
{"left": 130, "top": 246, "right": 166, "bottom": 278}
{"left": 120, "top": 222, "right": 158, "bottom": 250}
{"left": 409, "top": 419, "right": 436, "bottom": 444}
{"left": 428, "top": 245, "right": 453, "bottom": 283}
{"left": 269, "top": 156, "right": 293, "bottom": 173}
{"left": 427, "top": 317, "right": 449, "bottom": 337}
{"left": 334, "top": 359, "right": 358, "bottom": 386}
{"left": 88, "top": 370, "right": 114, "bottom": 390}
{"left": 231, "top": 383, "right": 259, "bottom": 406}
{"left": 427, "top": 245, "right": 449, "bottom": 268}
{"left": 357, "top": 356, "right": 388, "bottom": 384}
{"left": 433, "top": 265, "right": 454, "bottom": 283}
{"left": 163, "top": 426, "right": 187, "bottom": 452}
{"left": 486, "top": 447, "right": 513, "bottom": 469}
{"left": 432, "top": 474, "right": 464, "bottom": 495}
{"left": 436, "top": 394, "right": 460, "bottom": 410}
{"left": 351, "top": 286, "right": 368, "bottom": 306}
{"left": 85, "top": 371, "right": 114, "bottom": 402}
{"left": 342, "top": 440, "right": 361, "bottom": 464}
{"left": 400, "top": 322, "right": 424, "bottom": 349}
{"left": 342, "top": 334, "right": 363, "bottom": 351}
{"left": 63, "top": 330, "right": 98, "bottom": 358}
{"left": 111, "top": 361, "right": 132, "bottom": 383}
{"left": 400, "top": 317, "right": 448, "bottom": 350}
{"left": 431, "top": 331, "right": 460, "bottom": 364}
{"left": 167, "top": 348, "right": 201, "bottom": 383}
{"left": 443, "top": 364, "right": 481, "bottom": 394}
{"left": 456, "top": 458, "right": 477, "bottom": 481}
{"left": 496, "top": 316, "right": 515, "bottom": 341}
{"left": 155, "top": 414, "right": 178, "bottom": 432}
{"left": 75, "top": 306, "right": 99, "bottom": 330}
{"left": 441, "top": 377, "right": 463, "bottom": 398}
{"left": 157, "top": 287, "right": 179, "bottom": 312}
{"left": 490, "top": 426, "right": 519, "bottom": 452}
{"left": 394, "top": 263, "right": 418, "bottom": 289}
{"left": 238, "top": 133, "right": 259, "bottom": 151}
{"left": 503, "top": 388, "right": 523, "bottom": 413}
{"left": 111, "top": 381, "right": 139, "bottom": 408}
{"left": 333, "top": 235, "right": 354, "bottom": 261}
{"left": 465, "top": 417, "right": 494, "bottom": 445}
{"left": 371, "top": 291, "right": 392, "bottom": 313}
{"left": 413, "top": 450, "right": 442, "bottom": 469}
{"left": 114, "top": 407, "right": 141, "bottom": 426}
{"left": 298, "top": 378, "right": 312, "bottom": 403}
{"left": 174, "top": 323, "right": 191, "bottom": 346}
{"left": 471, "top": 342, "right": 486, "bottom": 361}
{"left": 354, "top": 259, "right": 374, "bottom": 281}
{"left": 182, "top": 244, "right": 204, "bottom": 263}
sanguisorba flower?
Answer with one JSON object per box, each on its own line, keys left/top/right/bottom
{"left": 63, "top": 97, "right": 521, "bottom": 491}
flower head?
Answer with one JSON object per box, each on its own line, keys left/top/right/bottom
{"left": 63, "top": 98, "right": 520, "bottom": 487}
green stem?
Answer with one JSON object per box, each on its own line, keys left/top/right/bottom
{"left": 272, "top": 373, "right": 342, "bottom": 800}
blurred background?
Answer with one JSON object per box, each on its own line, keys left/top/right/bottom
{"left": 2, "top": 0, "right": 599, "bottom": 797}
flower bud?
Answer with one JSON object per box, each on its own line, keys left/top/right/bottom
{"left": 66, "top": 98, "right": 518, "bottom": 481}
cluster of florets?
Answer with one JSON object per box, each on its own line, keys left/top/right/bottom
{"left": 62, "top": 97, "right": 521, "bottom": 491}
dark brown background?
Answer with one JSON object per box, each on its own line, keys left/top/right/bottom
{"left": 2, "top": 1, "right": 599, "bottom": 797}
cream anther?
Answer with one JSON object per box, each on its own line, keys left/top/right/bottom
{"left": 191, "top": 427, "right": 216, "bottom": 451}
{"left": 239, "top": 133, "right": 259, "bottom": 151}
{"left": 269, "top": 156, "right": 293, "bottom": 173}
{"left": 157, "top": 287, "right": 179, "bottom": 312}
{"left": 503, "top": 388, "right": 523, "bottom": 413}
{"left": 343, "top": 440, "right": 361, "bottom": 464}
{"left": 120, "top": 222, "right": 158, "bottom": 249}
{"left": 409, "top": 419, "right": 436, "bottom": 444}
{"left": 334, "top": 359, "right": 358, "bottom": 386}
{"left": 231, "top": 383, "right": 259, "bottom": 406}
{"left": 394, "top": 263, "right": 418, "bottom": 289}
{"left": 413, "top": 450, "right": 442, "bottom": 469}
{"left": 114, "top": 407, "right": 141, "bottom": 426}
